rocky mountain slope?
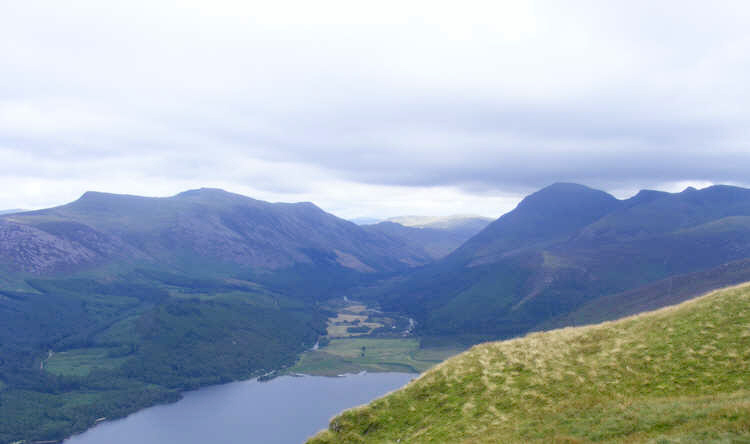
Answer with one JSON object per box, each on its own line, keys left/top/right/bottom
{"left": 0, "top": 188, "right": 435, "bottom": 276}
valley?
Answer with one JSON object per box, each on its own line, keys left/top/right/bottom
{"left": 289, "top": 301, "right": 464, "bottom": 376}
{"left": 3, "top": 184, "right": 750, "bottom": 443}
{"left": 5, "top": 2, "right": 750, "bottom": 442}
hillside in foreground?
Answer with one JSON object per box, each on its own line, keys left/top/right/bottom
{"left": 309, "top": 283, "right": 750, "bottom": 443}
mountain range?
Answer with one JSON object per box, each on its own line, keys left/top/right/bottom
{"left": 4, "top": 183, "right": 750, "bottom": 442}
{"left": 370, "top": 183, "right": 750, "bottom": 341}
{"left": 0, "top": 188, "right": 439, "bottom": 279}
{"left": 0, "top": 189, "right": 493, "bottom": 442}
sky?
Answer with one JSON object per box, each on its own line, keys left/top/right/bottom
{"left": 1, "top": 0, "right": 749, "bottom": 219}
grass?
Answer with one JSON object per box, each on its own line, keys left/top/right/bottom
{"left": 44, "top": 348, "right": 131, "bottom": 377}
{"left": 308, "top": 283, "right": 750, "bottom": 443}
{"left": 290, "top": 338, "right": 464, "bottom": 376}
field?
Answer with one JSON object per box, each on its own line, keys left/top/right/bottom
{"left": 326, "top": 305, "right": 384, "bottom": 338}
{"left": 290, "top": 338, "right": 463, "bottom": 376}
{"left": 309, "top": 283, "right": 750, "bottom": 443}
{"left": 44, "top": 348, "right": 130, "bottom": 377}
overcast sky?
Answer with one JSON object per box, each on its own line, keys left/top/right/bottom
{"left": 1, "top": 1, "right": 749, "bottom": 219}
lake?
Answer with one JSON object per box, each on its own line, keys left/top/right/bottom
{"left": 64, "top": 372, "right": 415, "bottom": 444}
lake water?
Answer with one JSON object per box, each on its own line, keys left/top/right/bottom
{"left": 64, "top": 372, "right": 415, "bottom": 444}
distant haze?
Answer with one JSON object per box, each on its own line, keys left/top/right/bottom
{"left": 386, "top": 215, "right": 493, "bottom": 230}
{"left": 2, "top": 1, "right": 749, "bottom": 217}
{"left": 0, "top": 209, "right": 25, "bottom": 215}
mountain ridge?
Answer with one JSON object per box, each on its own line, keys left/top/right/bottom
{"left": 0, "top": 188, "right": 436, "bottom": 276}
{"left": 370, "top": 182, "right": 750, "bottom": 340}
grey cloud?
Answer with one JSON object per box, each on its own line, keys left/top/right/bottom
{"left": 1, "top": 0, "right": 750, "bottom": 211}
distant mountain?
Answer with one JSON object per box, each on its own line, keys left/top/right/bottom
{"left": 372, "top": 183, "right": 750, "bottom": 340}
{"left": 0, "top": 209, "right": 25, "bottom": 215}
{"left": 387, "top": 214, "right": 492, "bottom": 231}
{"left": 310, "top": 283, "right": 750, "bottom": 443}
{"left": 363, "top": 215, "right": 493, "bottom": 260}
{"left": 0, "top": 188, "right": 435, "bottom": 276}
{"left": 349, "top": 217, "right": 382, "bottom": 225}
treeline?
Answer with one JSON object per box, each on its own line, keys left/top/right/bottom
{"left": 0, "top": 275, "right": 328, "bottom": 443}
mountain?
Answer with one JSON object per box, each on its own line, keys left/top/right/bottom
{"left": 451, "top": 183, "right": 619, "bottom": 264}
{"left": 350, "top": 217, "right": 382, "bottom": 225}
{"left": 0, "top": 188, "right": 435, "bottom": 277}
{"left": 386, "top": 214, "right": 492, "bottom": 233}
{"left": 363, "top": 215, "right": 493, "bottom": 260}
{"left": 372, "top": 183, "right": 750, "bottom": 340}
{"left": 0, "top": 188, "right": 444, "bottom": 443}
{"left": 0, "top": 209, "right": 25, "bottom": 215}
{"left": 309, "top": 283, "right": 750, "bottom": 443}
{"left": 543, "top": 257, "right": 750, "bottom": 329}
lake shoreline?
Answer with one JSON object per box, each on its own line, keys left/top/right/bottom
{"left": 63, "top": 372, "right": 416, "bottom": 444}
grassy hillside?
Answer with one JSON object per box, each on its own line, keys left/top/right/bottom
{"left": 309, "top": 283, "right": 750, "bottom": 443}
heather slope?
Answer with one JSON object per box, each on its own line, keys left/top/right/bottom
{"left": 309, "top": 283, "right": 750, "bottom": 443}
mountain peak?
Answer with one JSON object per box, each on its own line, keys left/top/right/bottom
{"left": 176, "top": 187, "right": 230, "bottom": 197}
{"left": 71, "top": 191, "right": 151, "bottom": 208}
{"left": 517, "top": 182, "right": 616, "bottom": 212}
{"left": 451, "top": 183, "right": 620, "bottom": 262}
{"left": 539, "top": 182, "right": 594, "bottom": 192}
{"left": 78, "top": 190, "right": 117, "bottom": 200}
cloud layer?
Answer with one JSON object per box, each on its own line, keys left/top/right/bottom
{"left": 2, "top": 0, "right": 749, "bottom": 217}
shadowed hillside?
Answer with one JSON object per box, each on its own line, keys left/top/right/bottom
{"left": 309, "top": 283, "right": 750, "bottom": 443}
{"left": 371, "top": 183, "right": 750, "bottom": 341}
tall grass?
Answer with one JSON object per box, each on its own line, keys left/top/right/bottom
{"left": 309, "top": 283, "right": 750, "bottom": 443}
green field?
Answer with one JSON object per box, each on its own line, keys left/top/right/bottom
{"left": 326, "top": 313, "right": 382, "bottom": 338}
{"left": 290, "top": 338, "right": 464, "bottom": 376}
{"left": 309, "top": 283, "right": 750, "bottom": 443}
{"left": 45, "top": 348, "right": 131, "bottom": 377}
